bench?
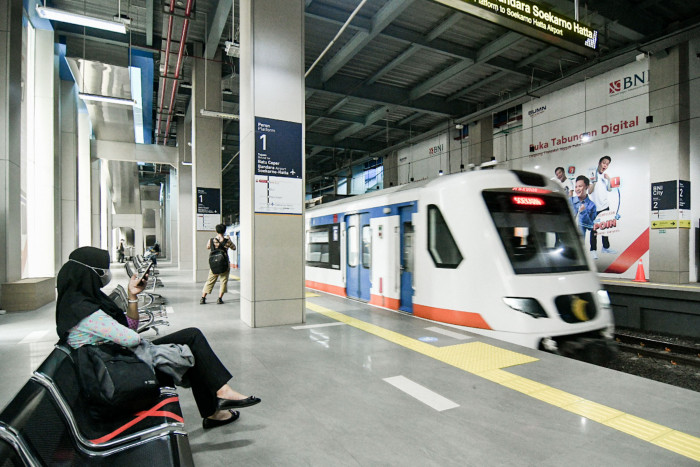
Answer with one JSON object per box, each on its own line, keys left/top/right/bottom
{"left": 1, "top": 277, "right": 56, "bottom": 312}
{"left": 0, "top": 344, "right": 194, "bottom": 466}
{"left": 108, "top": 285, "right": 170, "bottom": 335}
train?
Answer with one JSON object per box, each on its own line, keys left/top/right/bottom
{"left": 305, "top": 169, "right": 616, "bottom": 361}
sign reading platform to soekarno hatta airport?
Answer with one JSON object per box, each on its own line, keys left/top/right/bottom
{"left": 254, "top": 117, "right": 303, "bottom": 215}
{"left": 434, "top": 0, "right": 598, "bottom": 53}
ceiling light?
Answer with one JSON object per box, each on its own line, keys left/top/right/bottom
{"left": 581, "top": 132, "right": 591, "bottom": 142}
{"left": 199, "top": 109, "right": 239, "bottom": 120}
{"left": 36, "top": 6, "right": 127, "bottom": 34}
{"left": 79, "top": 93, "right": 135, "bottom": 106}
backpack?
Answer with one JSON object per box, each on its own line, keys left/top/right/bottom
{"left": 209, "top": 237, "right": 229, "bottom": 274}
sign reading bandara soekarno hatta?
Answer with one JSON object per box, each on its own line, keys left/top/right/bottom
{"left": 254, "top": 117, "right": 303, "bottom": 215}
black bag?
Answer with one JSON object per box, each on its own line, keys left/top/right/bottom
{"left": 76, "top": 343, "right": 160, "bottom": 417}
{"left": 209, "top": 237, "right": 229, "bottom": 274}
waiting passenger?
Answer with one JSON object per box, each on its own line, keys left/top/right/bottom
{"left": 56, "top": 246, "right": 260, "bottom": 429}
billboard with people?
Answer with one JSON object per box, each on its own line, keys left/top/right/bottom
{"left": 520, "top": 60, "right": 650, "bottom": 277}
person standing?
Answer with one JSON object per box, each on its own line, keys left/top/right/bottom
{"left": 117, "top": 239, "right": 125, "bottom": 263}
{"left": 201, "top": 224, "right": 236, "bottom": 305}
{"left": 551, "top": 167, "right": 573, "bottom": 198}
{"left": 588, "top": 156, "right": 616, "bottom": 256}
{"left": 570, "top": 175, "right": 597, "bottom": 257}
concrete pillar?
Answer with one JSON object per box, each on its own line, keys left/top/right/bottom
{"left": 383, "top": 152, "right": 398, "bottom": 187}
{"left": 191, "top": 45, "right": 222, "bottom": 281}
{"left": 178, "top": 116, "right": 193, "bottom": 270}
{"left": 648, "top": 43, "right": 691, "bottom": 283}
{"left": 0, "top": 0, "right": 23, "bottom": 294}
{"left": 240, "top": 0, "right": 305, "bottom": 327}
{"left": 468, "top": 116, "right": 493, "bottom": 166}
{"left": 78, "top": 108, "right": 92, "bottom": 246}
{"left": 59, "top": 81, "right": 78, "bottom": 263}
{"left": 26, "top": 26, "right": 55, "bottom": 277}
{"left": 90, "top": 158, "right": 101, "bottom": 247}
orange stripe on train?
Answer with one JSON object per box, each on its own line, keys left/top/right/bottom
{"left": 413, "top": 304, "right": 491, "bottom": 329}
{"left": 305, "top": 280, "right": 347, "bottom": 297}
{"left": 369, "top": 294, "right": 400, "bottom": 310}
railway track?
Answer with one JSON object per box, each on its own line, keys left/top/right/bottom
{"left": 614, "top": 331, "right": 700, "bottom": 368}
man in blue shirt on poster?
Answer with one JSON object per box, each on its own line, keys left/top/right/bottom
{"left": 570, "top": 175, "right": 598, "bottom": 259}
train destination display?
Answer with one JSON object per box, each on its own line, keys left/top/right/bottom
{"left": 254, "top": 117, "right": 303, "bottom": 215}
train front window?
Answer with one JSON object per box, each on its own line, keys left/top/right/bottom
{"left": 483, "top": 191, "right": 588, "bottom": 274}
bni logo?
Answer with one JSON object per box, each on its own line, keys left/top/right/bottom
{"left": 609, "top": 71, "right": 648, "bottom": 95}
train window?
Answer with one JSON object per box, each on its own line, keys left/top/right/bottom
{"left": 306, "top": 224, "right": 341, "bottom": 269}
{"left": 348, "top": 226, "right": 359, "bottom": 267}
{"left": 482, "top": 191, "right": 588, "bottom": 274}
{"left": 427, "top": 205, "right": 463, "bottom": 268}
{"left": 362, "top": 225, "right": 371, "bottom": 269}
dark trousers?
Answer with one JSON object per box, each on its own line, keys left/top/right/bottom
{"left": 590, "top": 207, "right": 610, "bottom": 251}
{"left": 153, "top": 328, "right": 232, "bottom": 418}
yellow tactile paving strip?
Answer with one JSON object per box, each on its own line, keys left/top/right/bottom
{"left": 306, "top": 301, "right": 700, "bottom": 462}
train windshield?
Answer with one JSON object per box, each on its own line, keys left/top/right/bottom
{"left": 482, "top": 190, "right": 589, "bottom": 274}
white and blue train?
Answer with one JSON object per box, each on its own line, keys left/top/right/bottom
{"left": 305, "top": 169, "right": 615, "bottom": 359}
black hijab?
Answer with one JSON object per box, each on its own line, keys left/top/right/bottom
{"left": 56, "top": 247, "right": 127, "bottom": 341}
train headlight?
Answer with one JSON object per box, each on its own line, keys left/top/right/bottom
{"left": 503, "top": 297, "right": 548, "bottom": 318}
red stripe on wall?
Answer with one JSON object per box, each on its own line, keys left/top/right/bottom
{"left": 603, "top": 228, "right": 650, "bottom": 274}
{"left": 413, "top": 304, "right": 491, "bottom": 329}
{"left": 369, "top": 294, "right": 400, "bottom": 310}
{"left": 305, "top": 280, "right": 347, "bottom": 297}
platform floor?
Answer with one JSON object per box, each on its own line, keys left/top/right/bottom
{"left": 1, "top": 264, "right": 699, "bottom": 465}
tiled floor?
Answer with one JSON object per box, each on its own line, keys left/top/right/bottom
{"left": 1, "top": 263, "right": 699, "bottom": 465}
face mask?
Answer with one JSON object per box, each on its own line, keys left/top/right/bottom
{"left": 69, "top": 259, "right": 112, "bottom": 287}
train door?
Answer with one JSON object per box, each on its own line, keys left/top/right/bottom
{"left": 399, "top": 207, "right": 414, "bottom": 312}
{"left": 346, "top": 213, "right": 371, "bottom": 301}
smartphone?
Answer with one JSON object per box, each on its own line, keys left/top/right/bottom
{"left": 137, "top": 262, "right": 154, "bottom": 284}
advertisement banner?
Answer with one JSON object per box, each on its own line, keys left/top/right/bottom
{"left": 521, "top": 60, "right": 650, "bottom": 277}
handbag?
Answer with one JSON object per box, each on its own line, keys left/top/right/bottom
{"left": 75, "top": 343, "right": 160, "bottom": 417}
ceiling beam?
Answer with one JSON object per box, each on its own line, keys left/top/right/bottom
{"left": 306, "top": 74, "right": 472, "bottom": 117}
{"left": 320, "top": 0, "right": 417, "bottom": 82}
{"left": 205, "top": 0, "right": 232, "bottom": 59}
{"left": 409, "top": 31, "right": 524, "bottom": 101}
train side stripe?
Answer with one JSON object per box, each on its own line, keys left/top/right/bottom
{"left": 305, "top": 301, "right": 700, "bottom": 463}
{"left": 413, "top": 304, "right": 492, "bottom": 330}
{"left": 306, "top": 281, "right": 347, "bottom": 297}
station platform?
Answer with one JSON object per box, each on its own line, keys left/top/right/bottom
{"left": 1, "top": 264, "right": 699, "bottom": 465}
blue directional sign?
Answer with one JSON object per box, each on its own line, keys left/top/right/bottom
{"left": 255, "top": 117, "right": 302, "bottom": 179}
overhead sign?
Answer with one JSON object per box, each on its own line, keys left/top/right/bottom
{"left": 196, "top": 187, "right": 220, "bottom": 230}
{"left": 254, "top": 117, "right": 303, "bottom": 215}
{"left": 434, "top": 0, "right": 598, "bottom": 53}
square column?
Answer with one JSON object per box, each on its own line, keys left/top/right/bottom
{"left": 648, "top": 44, "right": 691, "bottom": 283}
{"left": 240, "top": 0, "right": 305, "bottom": 327}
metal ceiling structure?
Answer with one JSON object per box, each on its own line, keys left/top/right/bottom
{"left": 46, "top": 0, "right": 700, "bottom": 219}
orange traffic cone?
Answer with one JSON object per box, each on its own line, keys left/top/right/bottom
{"left": 632, "top": 259, "right": 648, "bottom": 282}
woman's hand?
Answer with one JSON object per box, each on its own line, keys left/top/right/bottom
{"left": 128, "top": 273, "right": 147, "bottom": 298}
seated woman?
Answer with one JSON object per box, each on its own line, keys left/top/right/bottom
{"left": 56, "top": 246, "right": 260, "bottom": 429}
